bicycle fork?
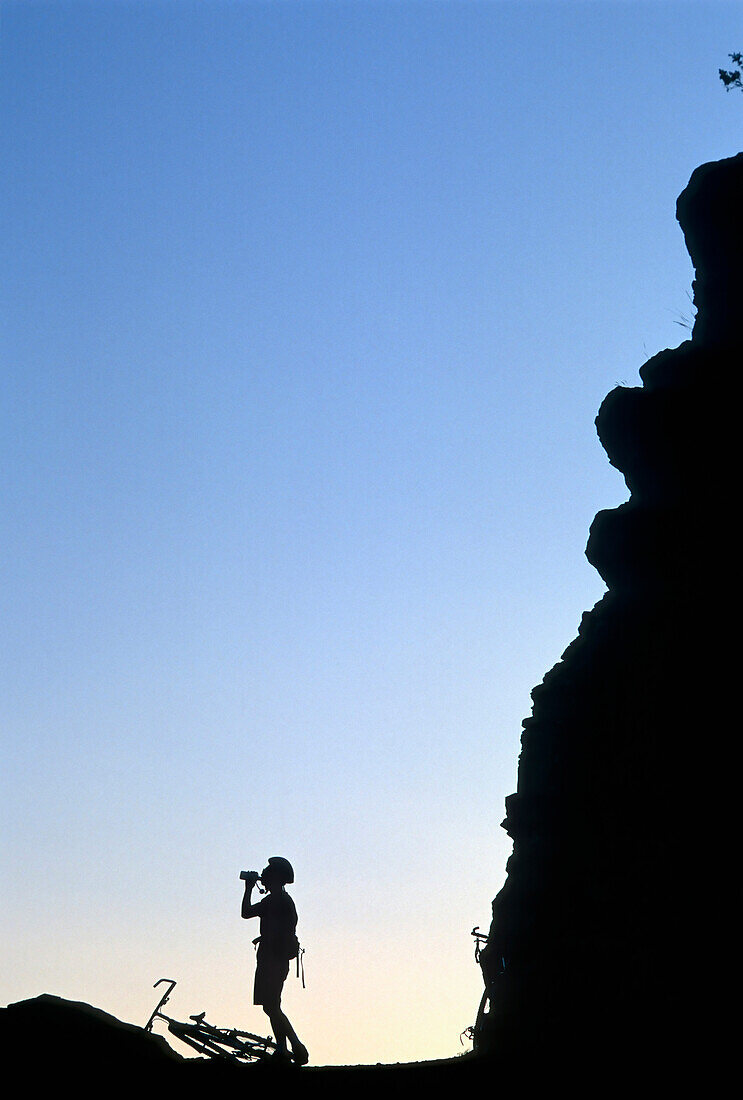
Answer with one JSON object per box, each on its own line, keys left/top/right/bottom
{"left": 144, "top": 978, "right": 178, "bottom": 1033}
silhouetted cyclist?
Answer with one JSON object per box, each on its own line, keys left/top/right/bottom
{"left": 241, "top": 856, "right": 308, "bottom": 1066}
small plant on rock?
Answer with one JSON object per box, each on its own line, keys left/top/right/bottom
{"left": 719, "top": 53, "right": 743, "bottom": 91}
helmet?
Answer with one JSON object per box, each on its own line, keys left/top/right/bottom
{"left": 266, "top": 856, "right": 294, "bottom": 885}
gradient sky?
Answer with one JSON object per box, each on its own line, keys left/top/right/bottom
{"left": 2, "top": 0, "right": 742, "bottom": 1067}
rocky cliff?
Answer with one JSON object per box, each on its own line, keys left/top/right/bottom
{"left": 479, "top": 154, "right": 742, "bottom": 1084}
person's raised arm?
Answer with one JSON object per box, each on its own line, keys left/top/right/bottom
{"left": 241, "top": 871, "right": 262, "bottom": 919}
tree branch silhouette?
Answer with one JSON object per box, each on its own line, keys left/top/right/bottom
{"left": 719, "top": 52, "right": 743, "bottom": 91}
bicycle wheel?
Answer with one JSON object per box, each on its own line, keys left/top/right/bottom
{"left": 167, "top": 1020, "right": 240, "bottom": 1062}
{"left": 226, "top": 1028, "right": 276, "bottom": 1059}
{"left": 168, "top": 1020, "right": 274, "bottom": 1064}
{"left": 197, "top": 1023, "right": 274, "bottom": 1062}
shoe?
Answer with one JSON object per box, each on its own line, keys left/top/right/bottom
{"left": 268, "top": 1049, "right": 293, "bottom": 1066}
{"left": 292, "top": 1042, "right": 309, "bottom": 1066}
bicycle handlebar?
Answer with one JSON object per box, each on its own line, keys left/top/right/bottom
{"left": 144, "top": 978, "right": 177, "bottom": 1033}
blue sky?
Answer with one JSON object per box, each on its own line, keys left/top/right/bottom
{"left": 2, "top": 0, "right": 742, "bottom": 1066}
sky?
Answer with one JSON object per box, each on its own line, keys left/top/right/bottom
{"left": 2, "top": 0, "right": 742, "bottom": 1068}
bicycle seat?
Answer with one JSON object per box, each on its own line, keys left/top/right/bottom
{"left": 189, "top": 1012, "right": 206, "bottom": 1024}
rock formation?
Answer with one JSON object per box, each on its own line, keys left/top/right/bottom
{"left": 479, "top": 154, "right": 742, "bottom": 1084}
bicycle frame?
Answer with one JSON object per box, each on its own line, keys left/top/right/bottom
{"left": 144, "top": 978, "right": 277, "bottom": 1065}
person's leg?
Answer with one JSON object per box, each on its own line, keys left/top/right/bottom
{"left": 281, "top": 1013, "right": 303, "bottom": 1053}
{"left": 287, "top": 1022, "right": 308, "bottom": 1066}
{"left": 263, "top": 999, "right": 308, "bottom": 1064}
{"left": 263, "top": 1000, "right": 288, "bottom": 1055}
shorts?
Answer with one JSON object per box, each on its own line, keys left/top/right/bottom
{"left": 253, "top": 945, "right": 290, "bottom": 1007}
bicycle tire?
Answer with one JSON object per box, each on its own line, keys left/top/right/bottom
{"left": 227, "top": 1029, "right": 276, "bottom": 1055}
{"left": 168, "top": 1019, "right": 274, "bottom": 1063}
{"left": 193, "top": 1020, "right": 275, "bottom": 1058}
{"left": 168, "top": 1021, "right": 234, "bottom": 1061}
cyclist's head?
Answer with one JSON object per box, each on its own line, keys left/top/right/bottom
{"left": 261, "top": 856, "right": 294, "bottom": 887}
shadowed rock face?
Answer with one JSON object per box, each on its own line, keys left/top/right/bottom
{"left": 481, "top": 154, "right": 742, "bottom": 1077}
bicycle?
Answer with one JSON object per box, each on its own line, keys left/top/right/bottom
{"left": 144, "top": 978, "right": 277, "bottom": 1064}
{"left": 461, "top": 926, "right": 506, "bottom": 1053}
